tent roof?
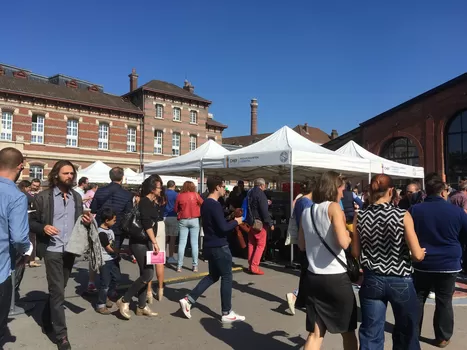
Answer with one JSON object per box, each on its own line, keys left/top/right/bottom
{"left": 78, "top": 161, "right": 111, "bottom": 183}
{"left": 336, "top": 141, "right": 424, "bottom": 178}
{"left": 144, "top": 140, "right": 229, "bottom": 176}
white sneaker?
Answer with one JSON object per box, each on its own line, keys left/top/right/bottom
{"left": 179, "top": 297, "right": 192, "bottom": 319}
{"left": 167, "top": 257, "right": 177, "bottom": 264}
{"left": 428, "top": 292, "right": 436, "bottom": 299}
{"left": 286, "top": 293, "right": 296, "bottom": 315}
{"left": 221, "top": 311, "right": 246, "bottom": 324}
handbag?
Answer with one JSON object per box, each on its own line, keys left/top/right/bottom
{"left": 247, "top": 191, "right": 264, "bottom": 232}
{"left": 285, "top": 213, "right": 298, "bottom": 246}
{"left": 309, "top": 204, "right": 360, "bottom": 283}
{"left": 120, "top": 205, "right": 148, "bottom": 241}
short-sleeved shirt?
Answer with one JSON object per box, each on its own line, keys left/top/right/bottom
{"left": 98, "top": 227, "right": 117, "bottom": 261}
{"left": 293, "top": 197, "right": 313, "bottom": 227}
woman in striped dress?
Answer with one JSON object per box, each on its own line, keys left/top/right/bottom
{"left": 351, "top": 174, "right": 426, "bottom": 350}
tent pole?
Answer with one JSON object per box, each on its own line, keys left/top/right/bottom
{"left": 290, "top": 163, "right": 294, "bottom": 265}
{"left": 200, "top": 167, "right": 205, "bottom": 194}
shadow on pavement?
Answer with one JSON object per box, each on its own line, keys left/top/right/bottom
{"left": 200, "top": 318, "right": 305, "bottom": 349}
{"left": 0, "top": 321, "right": 17, "bottom": 349}
{"left": 232, "top": 280, "right": 284, "bottom": 304}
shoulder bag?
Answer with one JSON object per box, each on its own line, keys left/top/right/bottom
{"left": 309, "top": 204, "right": 360, "bottom": 282}
{"left": 120, "top": 205, "right": 149, "bottom": 241}
{"left": 247, "top": 191, "right": 264, "bottom": 232}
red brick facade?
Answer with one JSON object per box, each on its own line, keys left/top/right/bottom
{"left": 0, "top": 64, "right": 227, "bottom": 181}
{"left": 325, "top": 73, "right": 467, "bottom": 185}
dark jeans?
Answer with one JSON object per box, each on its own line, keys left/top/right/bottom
{"left": 97, "top": 259, "right": 121, "bottom": 308}
{"left": 296, "top": 251, "right": 309, "bottom": 308}
{"left": 0, "top": 276, "right": 12, "bottom": 343}
{"left": 29, "top": 232, "right": 37, "bottom": 261}
{"left": 413, "top": 271, "right": 458, "bottom": 341}
{"left": 187, "top": 245, "right": 233, "bottom": 314}
{"left": 42, "top": 251, "right": 75, "bottom": 340}
{"left": 123, "top": 241, "right": 154, "bottom": 308}
{"left": 359, "top": 270, "right": 420, "bottom": 350}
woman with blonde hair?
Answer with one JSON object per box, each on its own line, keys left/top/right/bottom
{"left": 299, "top": 171, "right": 358, "bottom": 350}
{"left": 351, "top": 174, "right": 425, "bottom": 350}
{"left": 175, "top": 181, "right": 203, "bottom": 272}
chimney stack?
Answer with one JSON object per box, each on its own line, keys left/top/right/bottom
{"left": 304, "top": 122, "right": 309, "bottom": 132}
{"left": 129, "top": 68, "right": 138, "bottom": 92}
{"left": 183, "top": 80, "right": 195, "bottom": 94}
{"left": 331, "top": 129, "right": 339, "bottom": 140}
{"left": 250, "top": 98, "right": 258, "bottom": 135}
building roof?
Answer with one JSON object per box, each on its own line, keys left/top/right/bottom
{"left": 206, "top": 119, "right": 228, "bottom": 129}
{"left": 0, "top": 74, "right": 142, "bottom": 114}
{"left": 139, "top": 80, "right": 211, "bottom": 104}
{"left": 361, "top": 72, "right": 467, "bottom": 127}
{"left": 322, "top": 127, "right": 362, "bottom": 151}
{"left": 292, "top": 124, "right": 331, "bottom": 144}
{"left": 223, "top": 124, "right": 330, "bottom": 146}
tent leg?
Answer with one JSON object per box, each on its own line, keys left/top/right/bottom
{"left": 200, "top": 168, "right": 205, "bottom": 193}
{"left": 286, "top": 164, "right": 299, "bottom": 269}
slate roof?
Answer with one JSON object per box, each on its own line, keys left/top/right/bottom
{"left": 206, "top": 119, "right": 228, "bottom": 129}
{"left": 0, "top": 74, "right": 142, "bottom": 114}
{"left": 140, "top": 80, "right": 211, "bottom": 104}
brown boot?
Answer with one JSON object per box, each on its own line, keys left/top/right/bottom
{"left": 106, "top": 298, "right": 113, "bottom": 308}
{"left": 96, "top": 307, "right": 111, "bottom": 315}
{"left": 136, "top": 305, "right": 158, "bottom": 317}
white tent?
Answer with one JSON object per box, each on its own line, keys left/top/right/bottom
{"left": 218, "top": 126, "right": 371, "bottom": 180}
{"left": 78, "top": 161, "right": 111, "bottom": 183}
{"left": 144, "top": 140, "right": 229, "bottom": 177}
{"left": 125, "top": 170, "right": 197, "bottom": 189}
{"left": 335, "top": 141, "right": 424, "bottom": 179}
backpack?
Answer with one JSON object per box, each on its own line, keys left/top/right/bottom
{"left": 241, "top": 190, "right": 251, "bottom": 221}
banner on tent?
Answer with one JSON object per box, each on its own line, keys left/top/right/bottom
{"left": 382, "top": 163, "right": 424, "bottom": 178}
{"left": 226, "top": 151, "right": 291, "bottom": 168}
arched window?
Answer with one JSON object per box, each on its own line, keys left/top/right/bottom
{"left": 445, "top": 110, "right": 467, "bottom": 185}
{"left": 380, "top": 137, "right": 419, "bottom": 166}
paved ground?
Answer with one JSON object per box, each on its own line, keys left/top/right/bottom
{"left": 4, "top": 256, "right": 467, "bottom": 349}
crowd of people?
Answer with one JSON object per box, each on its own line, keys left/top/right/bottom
{"left": 1, "top": 145, "right": 467, "bottom": 350}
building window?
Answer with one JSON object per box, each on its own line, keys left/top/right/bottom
{"left": 66, "top": 119, "right": 79, "bottom": 147}
{"left": 445, "top": 110, "right": 467, "bottom": 186}
{"left": 127, "top": 127, "right": 137, "bottom": 152}
{"left": 173, "top": 107, "right": 181, "bottom": 122}
{"left": 154, "top": 130, "right": 163, "bottom": 154}
{"left": 31, "top": 114, "right": 45, "bottom": 144}
{"left": 190, "top": 110, "right": 197, "bottom": 124}
{"left": 30, "top": 165, "right": 44, "bottom": 180}
{"left": 172, "top": 133, "right": 181, "bottom": 156}
{"left": 156, "top": 104, "right": 164, "bottom": 119}
{"left": 380, "top": 137, "right": 419, "bottom": 166}
{"left": 98, "top": 122, "right": 109, "bottom": 150}
{"left": 189, "top": 135, "right": 197, "bottom": 151}
{"left": 0, "top": 111, "right": 13, "bottom": 141}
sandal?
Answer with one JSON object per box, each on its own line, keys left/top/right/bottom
{"left": 176, "top": 267, "right": 182, "bottom": 273}
{"left": 192, "top": 266, "right": 198, "bottom": 273}
{"left": 29, "top": 261, "right": 41, "bottom": 267}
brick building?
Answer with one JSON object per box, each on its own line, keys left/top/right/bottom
{"left": 0, "top": 64, "right": 227, "bottom": 181}
{"left": 324, "top": 72, "right": 467, "bottom": 186}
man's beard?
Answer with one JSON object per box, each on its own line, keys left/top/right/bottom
{"left": 14, "top": 170, "right": 22, "bottom": 183}
{"left": 57, "top": 178, "right": 74, "bottom": 189}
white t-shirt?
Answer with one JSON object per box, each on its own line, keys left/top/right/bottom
{"left": 301, "top": 202, "right": 346, "bottom": 275}
{"left": 74, "top": 187, "right": 85, "bottom": 198}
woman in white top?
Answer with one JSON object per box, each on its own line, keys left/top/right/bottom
{"left": 298, "top": 171, "right": 357, "bottom": 350}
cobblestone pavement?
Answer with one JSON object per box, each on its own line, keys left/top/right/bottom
{"left": 4, "top": 258, "right": 467, "bottom": 349}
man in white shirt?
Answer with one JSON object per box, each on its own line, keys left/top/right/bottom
{"left": 74, "top": 177, "right": 88, "bottom": 200}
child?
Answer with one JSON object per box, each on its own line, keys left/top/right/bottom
{"left": 96, "top": 208, "right": 121, "bottom": 314}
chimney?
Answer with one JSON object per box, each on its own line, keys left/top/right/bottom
{"left": 183, "top": 80, "right": 195, "bottom": 94}
{"left": 304, "top": 122, "right": 309, "bottom": 133}
{"left": 129, "top": 68, "right": 138, "bottom": 92}
{"left": 331, "top": 129, "right": 339, "bottom": 140}
{"left": 250, "top": 98, "right": 258, "bottom": 135}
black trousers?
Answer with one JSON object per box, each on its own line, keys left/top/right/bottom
{"left": 296, "top": 252, "right": 309, "bottom": 308}
{"left": 0, "top": 276, "right": 12, "bottom": 343}
{"left": 124, "top": 241, "right": 154, "bottom": 308}
{"left": 413, "top": 271, "right": 458, "bottom": 342}
{"left": 42, "top": 251, "right": 75, "bottom": 341}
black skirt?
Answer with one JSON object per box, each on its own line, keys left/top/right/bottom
{"left": 305, "top": 271, "right": 357, "bottom": 334}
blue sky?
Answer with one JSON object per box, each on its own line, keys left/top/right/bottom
{"left": 2, "top": 0, "right": 466, "bottom": 137}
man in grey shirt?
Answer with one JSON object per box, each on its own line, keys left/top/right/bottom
{"left": 30, "top": 160, "right": 91, "bottom": 350}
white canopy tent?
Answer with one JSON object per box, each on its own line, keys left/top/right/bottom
{"left": 125, "top": 169, "right": 198, "bottom": 189}
{"left": 144, "top": 140, "right": 229, "bottom": 177}
{"left": 217, "top": 126, "right": 371, "bottom": 180}
{"left": 78, "top": 161, "right": 111, "bottom": 183}
{"left": 335, "top": 141, "right": 425, "bottom": 180}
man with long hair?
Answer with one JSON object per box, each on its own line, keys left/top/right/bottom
{"left": 0, "top": 148, "right": 31, "bottom": 344}
{"left": 29, "top": 160, "right": 91, "bottom": 350}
